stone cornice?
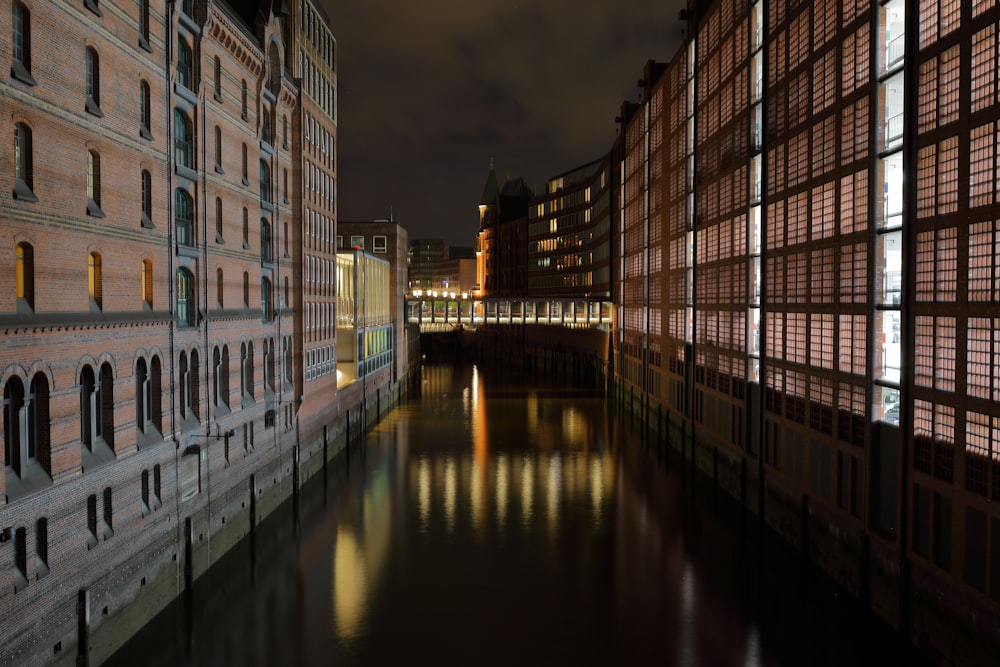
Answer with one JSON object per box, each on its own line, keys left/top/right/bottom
{"left": 207, "top": 9, "right": 264, "bottom": 78}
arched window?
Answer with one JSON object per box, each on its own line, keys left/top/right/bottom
{"left": 141, "top": 258, "right": 153, "bottom": 307}
{"left": 216, "top": 267, "right": 224, "bottom": 306}
{"left": 214, "top": 126, "right": 223, "bottom": 170}
{"left": 15, "top": 242, "right": 34, "bottom": 308}
{"left": 86, "top": 47, "right": 101, "bottom": 114}
{"left": 88, "top": 252, "right": 102, "bottom": 309}
{"left": 260, "top": 219, "right": 272, "bottom": 262}
{"left": 178, "top": 352, "right": 188, "bottom": 418}
{"left": 14, "top": 123, "right": 34, "bottom": 199}
{"left": 140, "top": 80, "right": 151, "bottom": 138}
{"left": 242, "top": 207, "right": 250, "bottom": 246}
{"left": 243, "top": 271, "right": 250, "bottom": 306}
{"left": 141, "top": 169, "right": 153, "bottom": 226}
{"left": 261, "top": 277, "right": 272, "bottom": 322}
{"left": 241, "top": 79, "right": 248, "bottom": 120}
{"left": 215, "top": 196, "right": 223, "bottom": 240}
{"left": 241, "top": 143, "right": 248, "bottom": 183}
{"left": 80, "top": 363, "right": 113, "bottom": 451}
{"left": 246, "top": 341, "right": 255, "bottom": 399}
{"left": 174, "top": 110, "right": 193, "bottom": 168}
{"left": 87, "top": 150, "right": 102, "bottom": 215}
{"left": 150, "top": 356, "right": 162, "bottom": 432}
{"left": 177, "top": 40, "right": 192, "bottom": 90}
{"left": 283, "top": 338, "right": 293, "bottom": 385}
{"left": 213, "top": 347, "right": 222, "bottom": 407}
{"left": 176, "top": 268, "right": 194, "bottom": 325}
{"left": 240, "top": 343, "right": 248, "bottom": 397}
{"left": 138, "top": 0, "right": 150, "bottom": 47}
{"left": 136, "top": 357, "right": 149, "bottom": 432}
{"left": 12, "top": 3, "right": 32, "bottom": 81}
{"left": 3, "top": 374, "right": 51, "bottom": 481}
{"left": 175, "top": 188, "right": 193, "bottom": 246}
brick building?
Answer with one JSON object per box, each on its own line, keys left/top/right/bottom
{"left": 0, "top": 2, "right": 406, "bottom": 664}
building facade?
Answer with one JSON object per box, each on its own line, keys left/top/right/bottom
{"left": 527, "top": 155, "right": 613, "bottom": 299}
{"left": 476, "top": 165, "right": 533, "bottom": 297}
{"left": 614, "top": 0, "right": 1000, "bottom": 654}
{"left": 0, "top": 2, "right": 407, "bottom": 664}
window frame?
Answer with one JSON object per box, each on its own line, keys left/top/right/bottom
{"left": 13, "top": 122, "right": 36, "bottom": 201}
{"left": 85, "top": 47, "right": 102, "bottom": 116}
{"left": 11, "top": 2, "right": 35, "bottom": 85}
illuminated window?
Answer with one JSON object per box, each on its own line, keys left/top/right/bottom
{"left": 15, "top": 243, "right": 33, "bottom": 308}
{"left": 88, "top": 252, "right": 102, "bottom": 308}
{"left": 141, "top": 258, "right": 153, "bottom": 307}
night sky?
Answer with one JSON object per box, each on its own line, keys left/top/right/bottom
{"left": 321, "top": 1, "right": 689, "bottom": 247}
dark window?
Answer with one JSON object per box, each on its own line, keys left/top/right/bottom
{"left": 35, "top": 517, "right": 48, "bottom": 578}
{"left": 86, "top": 47, "right": 101, "bottom": 114}
{"left": 175, "top": 188, "right": 193, "bottom": 246}
{"left": 87, "top": 150, "right": 102, "bottom": 211}
{"left": 138, "top": 0, "right": 150, "bottom": 48}
{"left": 261, "top": 278, "right": 272, "bottom": 322}
{"left": 216, "top": 267, "right": 224, "bottom": 306}
{"left": 12, "top": 3, "right": 33, "bottom": 84}
{"left": 214, "top": 57, "right": 222, "bottom": 100}
{"left": 243, "top": 271, "right": 250, "bottom": 306}
{"left": 241, "top": 80, "right": 248, "bottom": 120}
{"left": 177, "top": 269, "right": 195, "bottom": 326}
{"left": 177, "top": 40, "right": 192, "bottom": 90}
{"left": 174, "top": 110, "right": 193, "bottom": 168}
{"left": 141, "top": 170, "right": 153, "bottom": 226}
{"left": 14, "top": 122, "right": 34, "bottom": 198}
{"left": 140, "top": 80, "right": 152, "bottom": 138}
{"left": 260, "top": 160, "right": 272, "bottom": 204}
{"left": 260, "top": 219, "right": 272, "bottom": 262}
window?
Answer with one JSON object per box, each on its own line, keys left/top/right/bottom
{"left": 85, "top": 47, "right": 101, "bottom": 116}
{"left": 177, "top": 40, "right": 192, "bottom": 90}
{"left": 141, "top": 258, "right": 153, "bottom": 307}
{"left": 241, "top": 80, "right": 248, "bottom": 120}
{"left": 261, "top": 219, "right": 272, "bottom": 262}
{"left": 3, "top": 373, "right": 51, "bottom": 480}
{"left": 262, "top": 108, "right": 272, "bottom": 145}
{"left": 215, "top": 197, "right": 223, "bottom": 241}
{"left": 373, "top": 236, "right": 387, "bottom": 253}
{"left": 174, "top": 110, "right": 193, "bottom": 169}
{"left": 241, "top": 143, "right": 248, "bottom": 185}
{"left": 141, "top": 470, "right": 150, "bottom": 516}
{"left": 177, "top": 268, "right": 195, "bottom": 325}
{"left": 88, "top": 252, "right": 102, "bottom": 308}
{"left": 213, "top": 57, "right": 222, "bottom": 101}
{"left": 139, "top": 80, "right": 152, "bottom": 139}
{"left": 15, "top": 243, "right": 33, "bottom": 309}
{"left": 284, "top": 338, "right": 293, "bottom": 385}
{"left": 80, "top": 363, "right": 114, "bottom": 452}
{"left": 102, "top": 487, "right": 113, "bottom": 538}
{"left": 240, "top": 342, "right": 256, "bottom": 400}
{"left": 13, "top": 527, "right": 26, "bottom": 591}
{"left": 260, "top": 160, "right": 272, "bottom": 204}
{"left": 243, "top": 271, "right": 250, "bottom": 306}
{"left": 216, "top": 267, "right": 224, "bottom": 306}
{"left": 179, "top": 350, "right": 200, "bottom": 421}
{"left": 214, "top": 345, "right": 230, "bottom": 408}
{"left": 11, "top": 3, "right": 34, "bottom": 85}
{"left": 138, "top": 0, "right": 150, "bottom": 49}
{"left": 282, "top": 115, "right": 288, "bottom": 148}
{"left": 13, "top": 122, "right": 35, "bottom": 200}
{"left": 86, "top": 494, "right": 98, "bottom": 548}
{"left": 350, "top": 235, "right": 364, "bottom": 250}
{"left": 135, "top": 356, "right": 162, "bottom": 435}
{"left": 87, "top": 150, "right": 103, "bottom": 216}
{"left": 261, "top": 277, "right": 273, "bottom": 321}
{"left": 214, "top": 126, "right": 223, "bottom": 172}
{"left": 243, "top": 207, "right": 250, "bottom": 248}
{"left": 141, "top": 170, "right": 153, "bottom": 227}
{"left": 175, "top": 189, "right": 193, "bottom": 246}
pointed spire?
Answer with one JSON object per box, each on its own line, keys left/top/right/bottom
{"left": 480, "top": 158, "right": 500, "bottom": 207}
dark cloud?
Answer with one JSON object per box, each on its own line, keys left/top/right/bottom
{"left": 321, "top": 0, "right": 687, "bottom": 245}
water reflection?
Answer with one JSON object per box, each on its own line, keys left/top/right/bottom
{"left": 108, "top": 363, "right": 928, "bottom": 667}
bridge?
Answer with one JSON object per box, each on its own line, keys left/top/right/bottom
{"left": 406, "top": 295, "right": 614, "bottom": 332}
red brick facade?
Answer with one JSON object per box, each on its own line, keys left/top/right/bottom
{"left": 0, "top": 2, "right": 407, "bottom": 664}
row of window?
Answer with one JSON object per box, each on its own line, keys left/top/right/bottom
{"left": 14, "top": 240, "right": 284, "bottom": 320}
{"left": 3, "top": 339, "right": 293, "bottom": 485}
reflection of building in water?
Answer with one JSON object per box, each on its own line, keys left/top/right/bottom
{"left": 407, "top": 392, "right": 616, "bottom": 540}
{"left": 331, "top": 455, "right": 393, "bottom": 642}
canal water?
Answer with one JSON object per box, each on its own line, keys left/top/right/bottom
{"left": 108, "top": 363, "right": 931, "bottom": 667}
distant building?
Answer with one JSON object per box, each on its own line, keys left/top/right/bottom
{"left": 527, "top": 156, "right": 613, "bottom": 298}
{"left": 476, "top": 164, "right": 534, "bottom": 297}
{"left": 338, "top": 220, "right": 410, "bottom": 383}
{"left": 407, "top": 238, "right": 446, "bottom": 290}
